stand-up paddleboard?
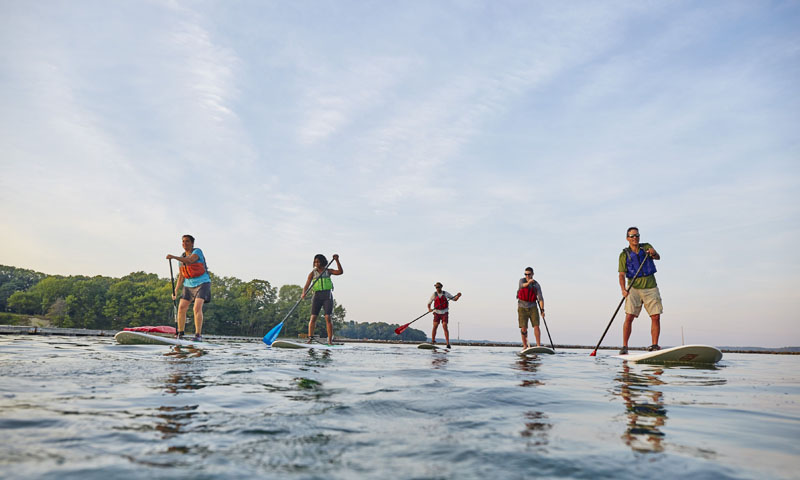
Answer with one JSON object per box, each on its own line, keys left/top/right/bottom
{"left": 519, "top": 346, "right": 555, "bottom": 356}
{"left": 614, "top": 344, "right": 722, "bottom": 364}
{"left": 114, "top": 331, "right": 216, "bottom": 347}
{"left": 417, "top": 343, "right": 449, "bottom": 350}
{"left": 270, "top": 340, "right": 351, "bottom": 350}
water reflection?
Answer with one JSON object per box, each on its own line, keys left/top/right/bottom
{"left": 515, "top": 355, "right": 543, "bottom": 387}
{"left": 431, "top": 352, "right": 449, "bottom": 369}
{"left": 154, "top": 404, "right": 199, "bottom": 439}
{"left": 615, "top": 363, "right": 667, "bottom": 453}
{"left": 514, "top": 355, "right": 551, "bottom": 446}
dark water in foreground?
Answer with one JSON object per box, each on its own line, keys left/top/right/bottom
{"left": 0, "top": 336, "right": 798, "bottom": 479}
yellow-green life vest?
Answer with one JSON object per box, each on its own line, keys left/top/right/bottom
{"left": 311, "top": 270, "right": 333, "bottom": 292}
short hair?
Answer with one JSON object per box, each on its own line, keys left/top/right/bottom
{"left": 182, "top": 234, "right": 195, "bottom": 243}
{"left": 525, "top": 267, "right": 534, "bottom": 274}
{"left": 626, "top": 226, "right": 639, "bottom": 235}
{"left": 314, "top": 254, "right": 328, "bottom": 266}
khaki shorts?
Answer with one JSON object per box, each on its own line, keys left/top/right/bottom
{"left": 625, "top": 287, "right": 663, "bottom": 317}
{"left": 518, "top": 306, "right": 539, "bottom": 329}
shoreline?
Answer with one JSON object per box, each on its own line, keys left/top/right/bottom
{"left": 1, "top": 325, "right": 797, "bottom": 354}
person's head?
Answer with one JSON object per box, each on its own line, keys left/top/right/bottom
{"left": 181, "top": 234, "right": 195, "bottom": 250}
{"left": 524, "top": 267, "right": 534, "bottom": 278}
{"left": 626, "top": 227, "right": 640, "bottom": 245}
{"left": 434, "top": 282, "right": 443, "bottom": 291}
{"left": 313, "top": 254, "right": 327, "bottom": 269}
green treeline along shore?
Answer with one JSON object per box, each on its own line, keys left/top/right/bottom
{"left": 0, "top": 265, "right": 426, "bottom": 341}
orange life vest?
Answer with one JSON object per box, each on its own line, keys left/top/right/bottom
{"left": 180, "top": 258, "right": 207, "bottom": 279}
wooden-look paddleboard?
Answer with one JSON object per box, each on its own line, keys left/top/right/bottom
{"left": 417, "top": 343, "right": 449, "bottom": 350}
{"left": 519, "top": 346, "right": 555, "bottom": 355}
{"left": 270, "top": 340, "right": 351, "bottom": 350}
{"left": 614, "top": 344, "right": 722, "bottom": 364}
{"left": 114, "top": 331, "right": 216, "bottom": 347}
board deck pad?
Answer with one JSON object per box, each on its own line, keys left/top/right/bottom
{"left": 417, "top": 343, "right": 449, "bottom": 350}
{"left": 614, "top": 344, "right": 722, "bottom": 364}
{"left": 519, "top": 346, "right": 555, "bottom": 355}
{"left": 114, "top": 330, "right": 215, "bottom": 347}
{"left": 270, "top": 340, "right": 351, "bottom": 350}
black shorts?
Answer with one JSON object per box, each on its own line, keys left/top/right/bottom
{"left": 182, "top": 282, "right": 211, "bottom": 303}
{"left": 311, "top": 291, "right": 333, "bottom": 316}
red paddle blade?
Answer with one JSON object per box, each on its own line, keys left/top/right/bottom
{"left": 589, "top": 350, "right": 597, "bottom": 356}
{"left": 394, "top": 324, "right": 409, "bottom": 335}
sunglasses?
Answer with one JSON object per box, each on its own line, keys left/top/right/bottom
{"left": 627, "top": 234, "right": 640, "bottom": 238}
{"left": 524, "top": 273, "right": 533, "bottom": 276}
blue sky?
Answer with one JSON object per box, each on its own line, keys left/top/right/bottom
{"left": 1, "top": 1, "right": 798, "bottom": 347}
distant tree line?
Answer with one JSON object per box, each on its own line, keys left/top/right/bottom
{"left": 0, "top": 265, "right": 425, "bottom": 340}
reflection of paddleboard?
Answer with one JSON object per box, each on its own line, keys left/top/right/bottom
{"left": 270, "top": 340, "right": 351, "bottom": 350}
{"left": 417, "top": 343, "right": 448, "bottom": 350}
{"left": 114, "top": 331, "right": 215, "bottom": 347}
{"left": 519, "top": 346, "right": 555, "bottom": 355}
{"left": 614, "top": 344, "right": 722, "bottom": 364}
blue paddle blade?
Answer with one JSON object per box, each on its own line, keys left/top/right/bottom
{"left": 262, "top": 321, "right": 284, "bottom": 346}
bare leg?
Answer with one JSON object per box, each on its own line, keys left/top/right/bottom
{"left": 520, "top": 330, "right": 528, "bottom": 349}
{"left": 622, "top": 314, "right": 636, "bottom": 347}
{"left": 177, "top": 298, "right": 190, "bottom": 333}
{"left": 533, "top": 325, "right": 541, "bottom": 346}
{"left": 308, "top": 314, "right": 318, "bottom": 342}
{"left": 443, "top": 323, "right": 450, "bottom": 347}
{"left": 650, "top": 314, "right": 661, "bottom": 345}
{"left": 431, "top": 322, "right": 439, "bottom": 343}
{"left": 193, "top": 298, "right": 205, "bottom": 335}
{"left": 324, "top": 314, "right": 333, "bottom": 343}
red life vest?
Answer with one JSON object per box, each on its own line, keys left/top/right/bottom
{"left": 517, "top": 281, "right": 538, "bottom": 302}
{"left": 180, "top": 258, "right": 207, "bottom": 279}
{"left": 433, "top": 293, "right": 449, "bottom": 310}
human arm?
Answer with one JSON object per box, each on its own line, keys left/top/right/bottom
{"left": 643, "top": 244, "right": 660, "bottom": 260}
{"left": 167, "top": 252, "right": 199, "bottom": 264}
{"left": 452, "top": 292, "right": 462, "bottom": 301}
{"left": 172, "top": 274, "right": 185, "bottom": 300}
{"left": 427, "top": 293, "right": 435, "bottom": 312}
{"left": 300, "top": 272, "right": 314, "bottom": 299}
{"left": 328, "top": 254, "right": 343, "bottom": 275}
{"left": 619, "top": 272, "right": 629, "bottom": 297}
{"left": 535, "top": 282, "right": 544, "bottom": 315}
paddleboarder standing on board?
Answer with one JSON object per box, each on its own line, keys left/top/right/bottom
{"left": 301, "top": 254, "right": 343, "bottom": 345}
{"left": 427, "top": 282, "right": 461, "bottom": 349}
{"left": 619, "top": 227, "right": 662, "bottom": 354}
{"left": 517, "top": 267, "right": 545, "bottom": 349}
{"left": 166, "top": 234, "right": 211, "bottom": 341}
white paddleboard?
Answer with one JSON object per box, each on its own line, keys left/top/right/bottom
{"left": 417, "top": 343, "right": 449, "bottom": 350}
{"left": 114, "top": 331, "right": 215, "bottom": 347}
{"left": 270, "top": 340, "right": 351, "bottom": 350}
{"left": 614, "top": 344, "right": 722, "bottom": 364}
{"left": 519, "top": 346, "right": 555, "bottom": 355}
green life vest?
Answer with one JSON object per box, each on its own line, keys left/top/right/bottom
{"left": 311, "top": 270, "right": 333, "bottom": 292}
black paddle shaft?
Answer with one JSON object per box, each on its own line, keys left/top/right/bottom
{"left": 590, "top": 252, "right": 651, "bottom": 355}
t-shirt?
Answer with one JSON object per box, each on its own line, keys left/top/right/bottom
{"left": 183, "top": 248, "right": 211, "bottom": 288}
{"left": 429, "top": 291, "right": 455, "bottom": 314}
{"left": 618, "top": 243, "right": 657, "bottom": 289}
{"left": 518, "top": 279, "right": 543, "bottom": 309}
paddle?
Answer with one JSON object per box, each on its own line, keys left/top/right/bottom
{"left": 168, "top": 259, "right": 178, "bottom": 324}
{"left": 589, "top": 252, "right": 650, "bottom": 356}
{"left": 394, "top": 310, "right": 432, "bottom": 335}
{"left": 541, "top": 312, "right": 555, "bottom": 351}
{"left": 262, "top": 256, "right": 336, "bottom": 346}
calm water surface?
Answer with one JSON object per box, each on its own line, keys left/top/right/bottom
{"left": 0, "top": 336, "right": 798, "bottom": 479}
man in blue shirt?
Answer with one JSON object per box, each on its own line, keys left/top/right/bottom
{"left": 167, "top": 234, "right": 211, "bottom": 341}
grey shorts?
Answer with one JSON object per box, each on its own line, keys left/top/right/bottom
{"left": 182, "top": 282, "right": 211, "bottom": 303}
{"left": 311, "top": 291, "right": 333, "bottom": 316}
{"left": 518, "top": 305, "right": 540, "bottom": 329}
{"left": 625, "top": 287, "right": 662, "bottom": 317}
